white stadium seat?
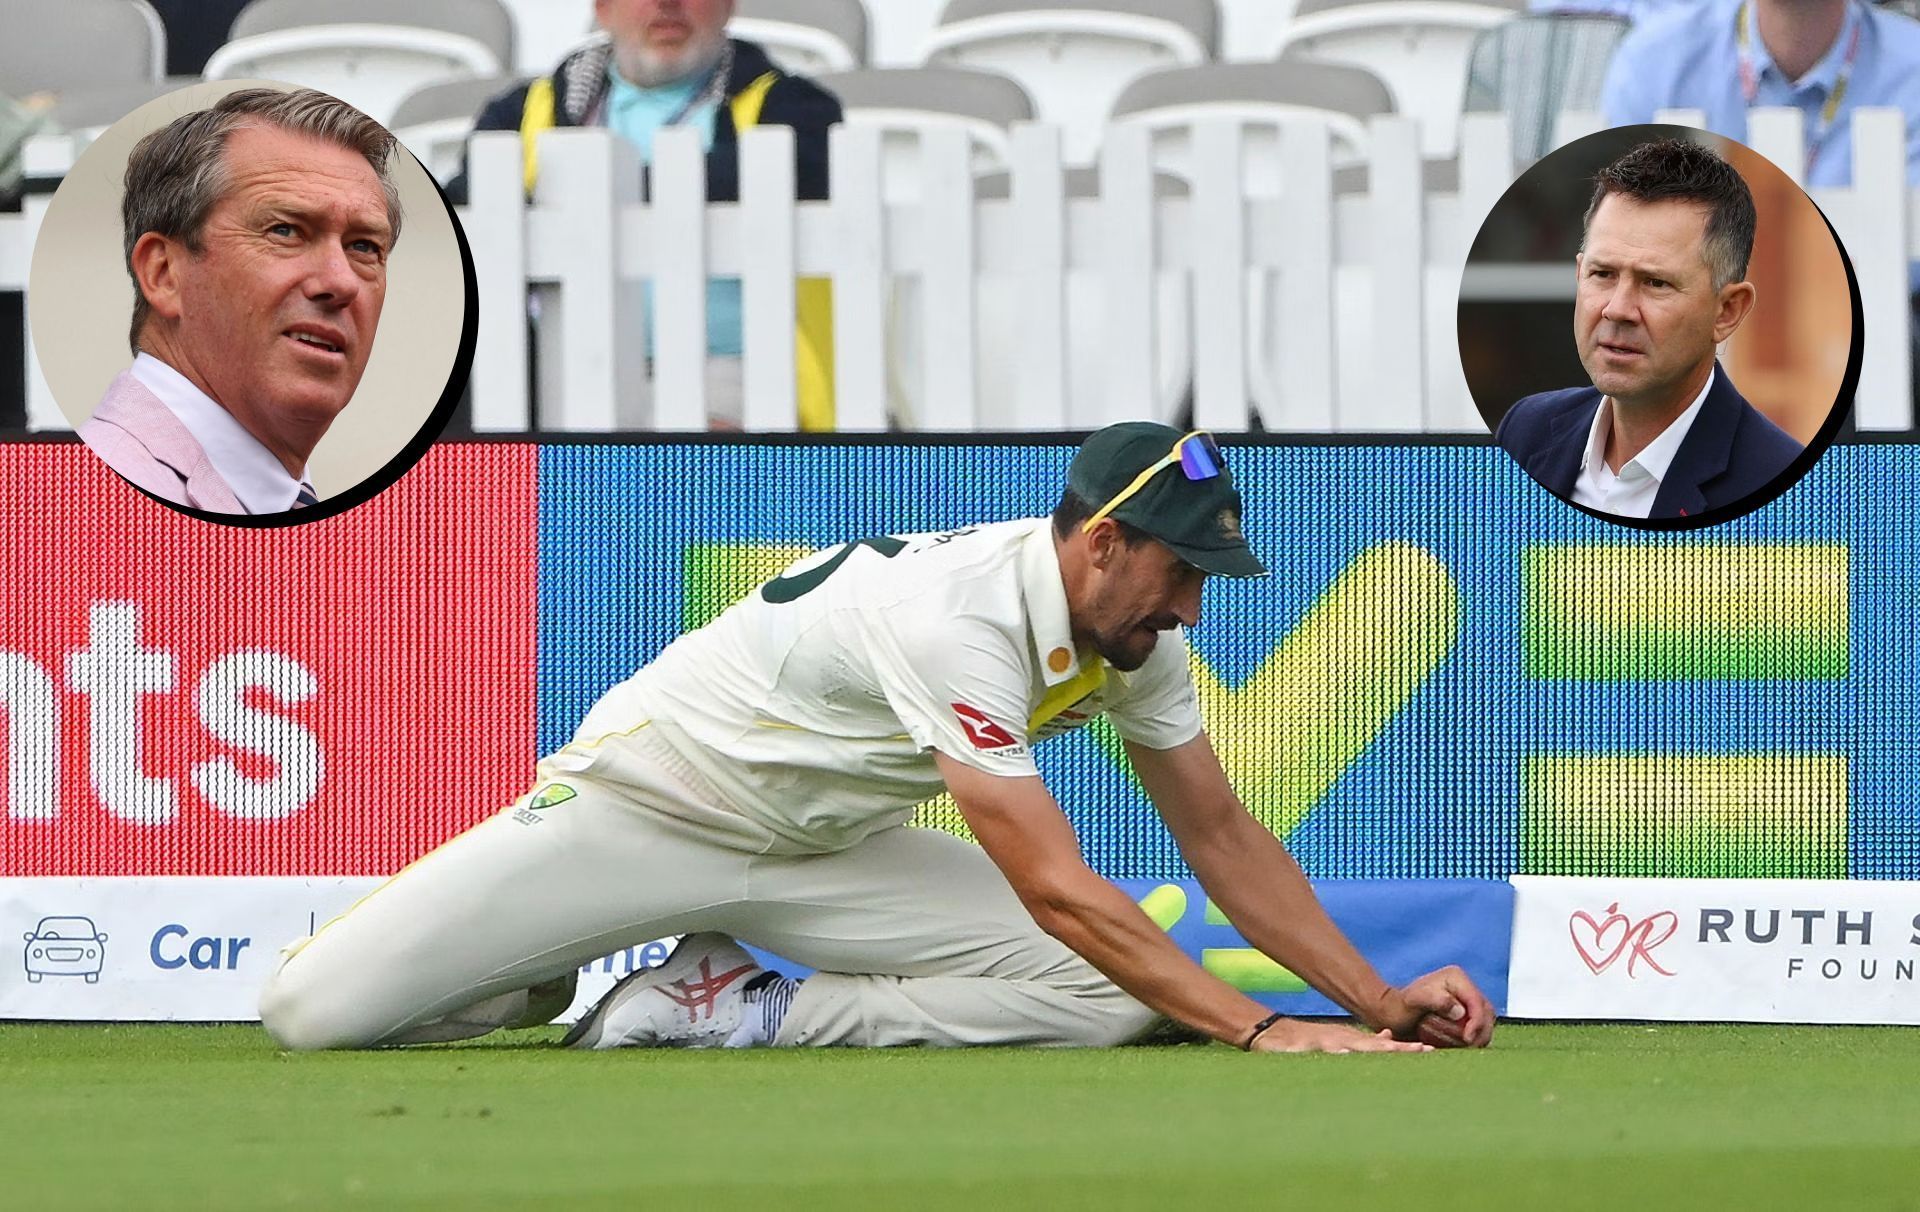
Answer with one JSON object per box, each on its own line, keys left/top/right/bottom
{"left": 1462, "top": 13, "right": 1629, "bottom": 164}
{"left": 498, "top": 0, "right": 595, "bottom": 72}
{"left": 391, "top": 75, "right": 526, "bottom": 183}
{"left": 971, "top": 167, "right": 1195, "bottom": 430}
{"left": 865, "top": 0, "right": 952, "bottom": 66}
{"left": 1111, "top": 61, "right": 1395, "bottom": 428}
{"left": 204, "top": 0, "right": 514, "bottom": 127}
{"left": 921, "top": 0, "right": 1218, "bottom": 164}
{"left": 1216, "top": 0, "right": 1307, "bottom": 61}
{"left": 44, "top": 79, "right": 200, "bottom": 148}
{"left": 1267, "top": 0, "right": 1522, "bottom": 159}
{"left": 811, "top": 67, "right": 1041, "bottom": 427}
{"left": 813, "top": 66, "right": 1035, "bottom": 197}
{"left": 0, "top": 0, "right": 165, "bottom": 96}
{"left": 1109, "top": 60, "right": 1394, "bottom": 189}
{"left": 732, "top": 0, "right": 870, "bottom": 75}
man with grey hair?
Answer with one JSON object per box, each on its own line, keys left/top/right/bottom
{"left": 1496, "top": 138, "right": 1802, "bottom": 521}
{"left": 79, "top": 87, "right": 403, "bottom": 514}
{"left": 452, "top": 0, "right": 841, "bottom": 429}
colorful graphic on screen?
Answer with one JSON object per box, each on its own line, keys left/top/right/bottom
{"left": 538, "top": 442, "right": 1914, "bottom": 882}
{"left": 4, "top": 440, "right": 1908, "bottom": 884}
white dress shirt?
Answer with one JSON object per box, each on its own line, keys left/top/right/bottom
{"left": 130, "top": 353, "right": 317, "bottom": 514}
{"left": 1570, "top": 369, "right": 1715, "bottom": 519}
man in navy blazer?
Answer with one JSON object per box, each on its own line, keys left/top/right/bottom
{"left": 1496, "top": 139, "right": 1803, "bottom": 520}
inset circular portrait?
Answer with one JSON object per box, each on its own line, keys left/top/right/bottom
{"left": 1459, "top": 124, "right": 1857, "bottom": 529}
{"left": 28, "top": 79, "right": 474, "bottom": 524}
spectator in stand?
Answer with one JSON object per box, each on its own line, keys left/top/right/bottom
{"left": 1601, "top": 0, "right": 1920, "bottom": 188}
{"left": 453, "top": 0, "right": 842, "bottom": 430}
{"left": 1602, "top": 0, "right": 1920, "bottom": 410}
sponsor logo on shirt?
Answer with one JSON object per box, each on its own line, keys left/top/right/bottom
{"left": 951, "top": 703, "right": 1020, "bottom": 751}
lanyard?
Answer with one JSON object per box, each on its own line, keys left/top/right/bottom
{"left": 1735, "top": 0, "right": 1864, "bottom": 173}
{"left": 662, "top": 44, "right": 734, "bottom": 128}
{"left": 599, "top": 41, "right": 735, "bottom": 130}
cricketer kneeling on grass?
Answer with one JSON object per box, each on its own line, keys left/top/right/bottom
{"left": 258, "top": 423, "right": 1497, "bottom": 1054}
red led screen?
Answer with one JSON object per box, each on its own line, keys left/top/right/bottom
{"left": 0, "top": 443, "right": 537, "bottom": 876}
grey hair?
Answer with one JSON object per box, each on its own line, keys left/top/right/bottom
{"left": 121, "top": 87, "right": 404, "bottom": 353}
{"left": 1581, "top": 138, "right": 1756, "bottom": 292}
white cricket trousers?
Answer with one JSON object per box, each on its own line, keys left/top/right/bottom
{"left": 257, "top": 743, "right": 1156, "bottom": 1050}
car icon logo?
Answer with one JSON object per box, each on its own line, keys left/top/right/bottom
{"left": 23, "top": 915, "right": 108, "bottom": 983}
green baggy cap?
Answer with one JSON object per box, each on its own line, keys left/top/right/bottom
{"left": 1068, "top": 422, "right": 1267, "bottom": 578}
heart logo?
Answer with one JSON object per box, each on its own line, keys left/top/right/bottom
{"left": 1568, "top": 902, "right": 1680, "bottom": 978}
{"left": 1569, "top": 902, "right": 1632, "bottom": 974}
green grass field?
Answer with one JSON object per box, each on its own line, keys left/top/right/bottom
{"left": 4, "top": 1023, "right": 1919, "bottom": 1210}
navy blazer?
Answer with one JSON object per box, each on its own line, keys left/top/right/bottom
{"left": 1495, "top": 364, "right": 1804, "bottom": 519}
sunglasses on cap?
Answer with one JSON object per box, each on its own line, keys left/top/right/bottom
{"left": 1081, "top": 430, "right": 1225, "bottom": 532}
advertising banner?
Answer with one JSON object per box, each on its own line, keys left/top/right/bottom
{"left": 0, "top": 876, "right": 379, "bottom": 1020}
{"left": 5, "top": 438, "right": 1918, "bottom": 1023}
{"left": 0, "top": 445, "right": 538, "bottom": 877}
{"left": 1115, "top": 878, "right": 1513, "bottom": 1015}
{"left": 738, "top": 879, "right": 1513, "bottom": 1015}
{"left": 1508, "top": 876, "right": 1920, "bottom": 1023}
{"left": 0, "top": 875, "right": 1507, "bottom": 1023}
{"left": 539, "top": 442, "right": 1916, "bottom": 883}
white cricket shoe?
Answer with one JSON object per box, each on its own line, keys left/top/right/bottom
{"left": 562, "top": 933, "right": 764, "bottom": 1051}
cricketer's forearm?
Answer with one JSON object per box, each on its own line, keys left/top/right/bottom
{"left": 1023, "top": 864, "right": 1278, "bottom": 1046}
{"left": 1180, "top": 815, "right": 1414, "bottom": 1035}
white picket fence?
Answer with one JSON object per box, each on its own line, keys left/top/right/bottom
{"left": 4, "top": 106, "right": 1913, "bottom": 432}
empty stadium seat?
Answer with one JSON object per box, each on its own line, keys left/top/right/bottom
{"left": 1110, "top": 61, "right": 1396, "bottom": 429}
{"left": 1268, "top": 0, "right": 1523, "bottom": 158}
{"left": 0, "top": 0, "right": 165, "bottom": 96}
{"left": 498, "top": 0, "right": 595, "bottom": 72}
{"left": 44, "top": 78, "right": 203, "bottom": 145}
{"left": 814, "top": 66, "right": 1035, "bottom": 195}
{"left": 1462, "top": 13, "right": 1628, "bottom": 164}
{"left": 1110, "top": 60, "right": 1395, "bottom": 190}
{"left": 886, "top": 165, "right": 1194, "bottom": 429}
{"left": 732, "top": 0, "right": 869, "bottom": 74}
{"left": 867, "top": 0, "right": 952, "bottom": 66}
{"left": 391, "top": 74, "right": 526, "bottom": 183}
{"left": 203, "top": 0, "right": 514, "bottom": 126}
{"left": 921, "top": 0, "right": 1218, "bottom": 163}
{"left": 1217, "top": 0, "right": 1307, "bottom": 60}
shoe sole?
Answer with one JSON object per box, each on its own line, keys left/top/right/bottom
{"left": 560, "top": 962, "right": 655, "bottom": 1049}
{"left": 559, "top": 933, "right": 753, "bottom": 1050}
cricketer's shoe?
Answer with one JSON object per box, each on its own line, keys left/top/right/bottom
{"left": 562, "top": 933, "right": 764, "bottom": 1051}
{"left": 507, "top": 971, "right": 579, "bottom": 1030}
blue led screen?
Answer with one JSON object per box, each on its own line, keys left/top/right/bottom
{"left": 537, "top": 442, "right": 1916, "bottom": 882}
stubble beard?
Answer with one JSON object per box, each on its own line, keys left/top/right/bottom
{"left": 616, "top": 31, "right": 726, "bottom": 87}
{"left": 1093, "top": 625, "right": 1156, "bottom": 673}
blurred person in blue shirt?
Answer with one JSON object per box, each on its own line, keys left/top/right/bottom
{"left": 1600, "top": 0, "right": 1920, "bottom": 188}
{"left": 1601, "top": 0, "right": 1920, "bottom": 409}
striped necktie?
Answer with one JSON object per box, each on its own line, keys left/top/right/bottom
{"left": 294, "top": 486, "right": 319, "bottom": 509}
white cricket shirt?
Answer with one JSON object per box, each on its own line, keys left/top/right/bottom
{"left": 1570, "top": 368, "right": 1713, "bottom": 519}
{"left": 564, "top": 518, "right": 1204, "bottom": 852}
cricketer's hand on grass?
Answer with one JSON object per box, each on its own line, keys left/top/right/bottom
{"left": 1247, "top": 1022, "right": 1430, "bottom": 1054}
{"left": 937, "top": 733, "right": 1496, "bottom": 1055}
{"left": 1397, "top": 965, "right": 1497, "bottom": 1049}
